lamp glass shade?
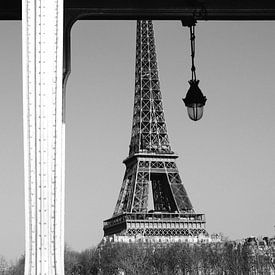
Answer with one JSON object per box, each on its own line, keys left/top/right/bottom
{"left": 183, "top": 80, "right": 206, "bottom": 121}
{"left": 187, "top": 103, "right": 204, "bottom": 121}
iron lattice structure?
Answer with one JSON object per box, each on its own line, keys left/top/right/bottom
{"left": 104, "top": 20, "right": 206, "bottom": 239}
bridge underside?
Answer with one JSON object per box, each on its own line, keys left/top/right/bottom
{"left": 2, "top": 0, "right": 275, "bottom": 20}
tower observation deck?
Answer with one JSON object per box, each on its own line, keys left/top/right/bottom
{"left": 103, "top": 20, "right": 206, "bottom": 242}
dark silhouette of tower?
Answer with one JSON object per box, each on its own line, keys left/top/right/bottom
{"left": 103, "top": 20, "right": 206, "bottom": 241}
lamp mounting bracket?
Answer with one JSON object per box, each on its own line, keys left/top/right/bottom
{"left": 181, "top": 18, "right": 197, "bottom": 27}
{"left": 182, "top": 0, "right": 207, "bottom": 26}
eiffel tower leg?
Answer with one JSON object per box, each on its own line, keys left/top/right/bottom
{"left": 22, "top": 0, "right": 65, "bottom": 274}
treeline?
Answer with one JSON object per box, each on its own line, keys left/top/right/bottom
{"left": 0, "top": 254, "right": 24, "bottom": 275}
{"left": 1, "top": 241, "right": 274, "bottom": 274}
{"left": 64, "top": 241, "right": 274, "bottom": 274}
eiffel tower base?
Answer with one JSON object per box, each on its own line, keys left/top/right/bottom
{"left": 104, "top": 212, "right": 207, "bottom": 243}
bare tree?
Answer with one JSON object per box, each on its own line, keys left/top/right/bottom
{"left": 0, "top": 255, "right": 9, "bottom": 275}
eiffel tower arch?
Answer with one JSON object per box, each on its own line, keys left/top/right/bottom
{"left": 103, "top": 20, "right": 206, "bottom": 242}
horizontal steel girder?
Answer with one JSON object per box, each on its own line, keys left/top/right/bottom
{"left": 3, "top": 0, "right": 275, "bottom": 20}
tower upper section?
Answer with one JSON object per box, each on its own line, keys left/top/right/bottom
{"left": 129, "top": 20, "right": 172, "bottom": 157}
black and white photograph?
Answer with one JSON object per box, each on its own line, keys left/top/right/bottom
{"left": 0, "top": 1, "right": 275, "bottom": 274}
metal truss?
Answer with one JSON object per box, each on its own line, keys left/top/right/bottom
{"left": 114, "top": 158, "right": 194, "bottom": 215}
{"left": 129, "top": 20, "right": 171, "bottom": 156}
{"left": 106, "top": 20, "right": 206, "bottom": 240}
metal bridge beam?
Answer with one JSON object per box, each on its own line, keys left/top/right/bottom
{"left": 22, "top": 0, "right": 65, "bottom": 273}
{"left": 3, "top": 0, "right": 275, "bottom": 20}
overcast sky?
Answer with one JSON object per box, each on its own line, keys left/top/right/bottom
{"left": 0, "top": 20, "right": 275, "bottom": 261}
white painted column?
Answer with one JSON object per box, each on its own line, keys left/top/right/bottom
{"left": 22, "top": 0, "right": 65, "bottom": 274}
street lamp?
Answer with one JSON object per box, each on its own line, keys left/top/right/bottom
{"left": 182, "top": 22, "right": 207, "bottom": 121}
{"left": 183, "top": 79, "right": 207, "bottom": 121}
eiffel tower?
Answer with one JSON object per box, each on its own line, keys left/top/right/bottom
{"left": 103, "top": 20, "right": 206, "bottom": 241}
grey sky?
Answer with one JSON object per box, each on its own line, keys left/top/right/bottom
{"left": 0, "top": 20, "right": 275, "bottom": 260}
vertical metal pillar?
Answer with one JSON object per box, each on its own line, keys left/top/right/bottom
{"left": 22, "top": 0, "right": 65, "bottom": 274}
